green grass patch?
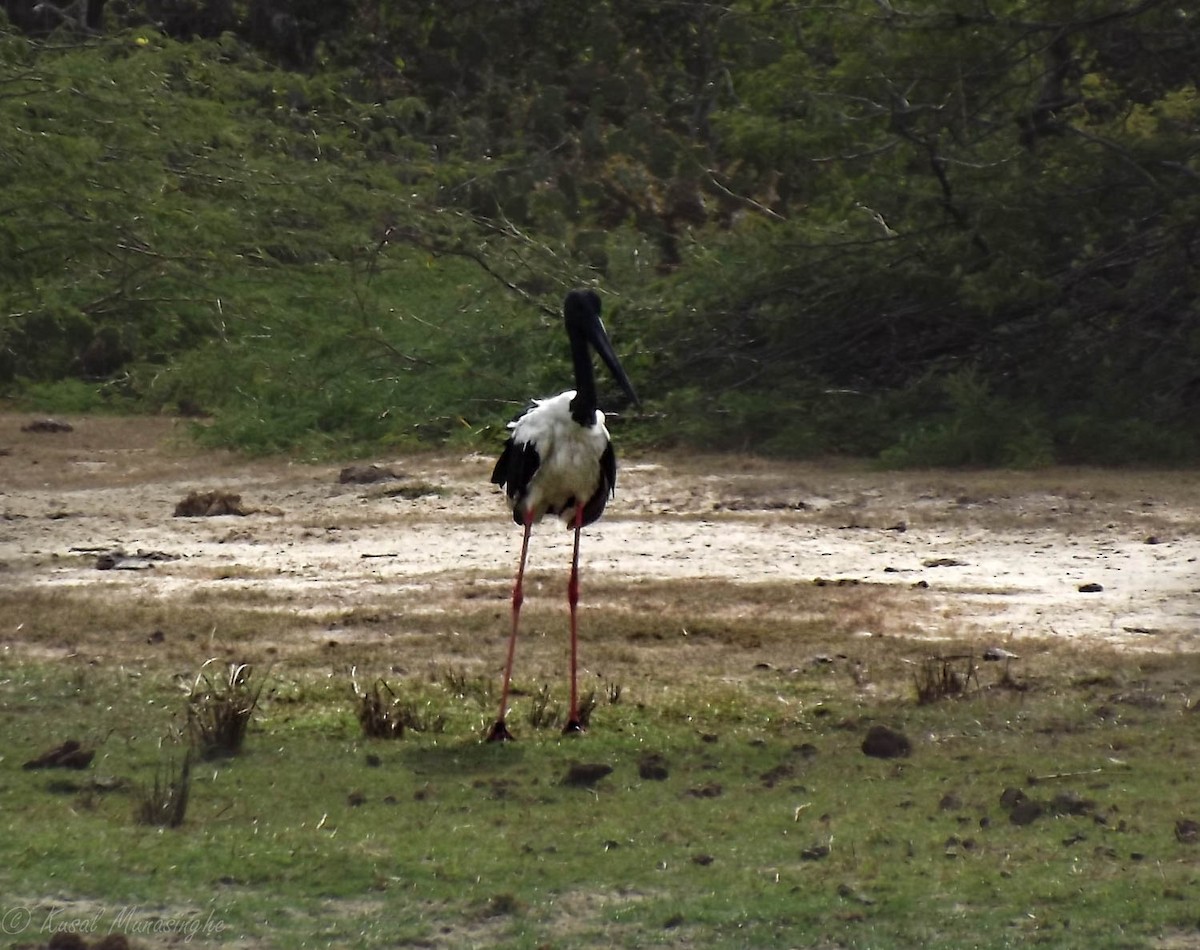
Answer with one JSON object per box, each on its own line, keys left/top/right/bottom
{"left": 3, "top": 647, "right": 1200, "bottom": 948}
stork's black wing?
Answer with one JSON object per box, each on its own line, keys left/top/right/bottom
{"left": 578, "top": 440, "right": 617, "bottom": 528}
{"left": 491, "top": 437, "right": 541, "bottom": 525}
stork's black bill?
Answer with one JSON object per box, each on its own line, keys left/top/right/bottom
{"left": 563, "top": 289, "right": 639, "bottom": 424}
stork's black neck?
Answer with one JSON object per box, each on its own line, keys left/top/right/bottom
{"left": 568, "top": 331, "right": 598, "bottom": 427}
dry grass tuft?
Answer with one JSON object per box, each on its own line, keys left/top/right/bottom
{"left": 527, "top": 685, "right": 562, "bottom": 730}
{"left": 354, "top": 677, "right": 407, "bottom": 738}
{"left": 134, "top": 755, "right": 192, "bottom": 828}
{"left": 914, "top": 653, "right": 979, "bottom": 704}
{"left": 353, "top": 675, "right": 447, "bottom": 737}
{"left": 186, "top": 660, "right": 265, "bottom": 758}
{"left": 440, "top": 667, "right": 494, "bottom": 707}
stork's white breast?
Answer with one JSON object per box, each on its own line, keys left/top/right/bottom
{"left": 511, "top": 391, "right": 610, "bottom": 522}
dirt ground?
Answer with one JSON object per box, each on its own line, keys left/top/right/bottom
{"left": 1, "top": 413, "right": 1198, "bottom": 657}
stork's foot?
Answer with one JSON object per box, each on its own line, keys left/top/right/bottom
{"left": 562, "top": 719, "right": 586, "bottom": 736}
{"left": 486, "top": 720, "right": 515, "bottom": 742}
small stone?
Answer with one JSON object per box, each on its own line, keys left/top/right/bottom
{"left": 338, "top": 464, "right": 403, "bottom": 484}
{"left": 22, "top": 418, "right": 73, "bottom": 433}
{"left": 562, "top": 762, "right": 613, "bottom": 787}
{"left": 1010, "top": 799, "right": 1045, "bottom": 826}
{"left": 638, "top": 753, "right": 670, "bottom": 781}
{"left": 1000, "top": 787, "right": 1028, "bottom": 809}
{"left": 22, "top": 739, "right": 94, "bottom": 770}
{"left": 861, "top": 725, "right": 911, "bottom": 759}
{"left": 47, "top": 933, "right": 88, "bottom": 950}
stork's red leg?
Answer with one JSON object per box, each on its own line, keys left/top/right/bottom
{"left": 488, "top": 512, "right": 533, "bottom": 742}
{"left": 563, "top": 505, "right": 585, "bottom": 735}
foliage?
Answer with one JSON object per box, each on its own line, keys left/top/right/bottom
{"left": 2, "top": 2, "right": 1198, "bottom": 462}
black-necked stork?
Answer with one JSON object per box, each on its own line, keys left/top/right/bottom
{"left": 487, "top": 289, "right": 640, "bottom": 741}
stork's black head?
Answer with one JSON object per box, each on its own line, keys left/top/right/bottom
{"left": 563, "top": 290, "right": 639, "bottom": 424}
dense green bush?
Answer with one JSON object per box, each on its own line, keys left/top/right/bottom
{"left": 3, "top": 3, "right": 1197, "bottom": 464}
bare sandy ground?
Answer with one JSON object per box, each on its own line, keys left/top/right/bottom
{"left": 1, "top": 414, "right": 1198, "bottom": 653}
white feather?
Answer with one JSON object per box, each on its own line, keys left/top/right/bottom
{"left": 509, "top": 390, "right": 610, "bottom": 524}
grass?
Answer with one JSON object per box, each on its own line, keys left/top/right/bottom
{"left": 3, "top": 423, "right": 1199, "bottom": 946}
{"left": 3, "top": 612, "right": 1200, "bottom": 948}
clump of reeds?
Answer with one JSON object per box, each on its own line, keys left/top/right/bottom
{"left": 914, "top": 654, "right": 978, "bottom": 705}
{"left": 187, "top": 660, "right": 265, "bottom": 759}
{"left": 353, "top": 674, "right": 446, "bottom": 738}
{"left": 134, "top": 755, "right": 192, "bottom": 828}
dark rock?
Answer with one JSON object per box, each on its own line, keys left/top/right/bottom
{"left": 47, "top": 933, "right": 88, "bottom": 950}
{"left": 1009, "top": 799, "right": 1045, "bottom": 826}
{"left": 1078, "top": 582, "right": 1104, "bottom": 593}
{"left": 562, "top": 762, "right": 613, "bottom": 788}
{"left": 22, "top": 418, "right": 73, "bottom": 433}
{"left": 338, "top": 464, "right": 403, "bottom": 485}
{"left": 1175, "top": 818, "right": 1200, "bottom": 844}
{"left": 637, "top": 753, "right": 669, "bottom": 781}
{"left": 760, "top": 763, "right": 794, "bottom": 788}
{"left": 861, "top": 725, "right": 911, "bottom": 759}
{"left": 1050, "top": 791, "right": 1095, "bottom": 816}
{"left": 23, "top": 739, "right": 94, "bottom": 770}
{"left": 483, "top": 893, "right": 522, "bottom": 917}
{"left": 174, "top": 490, "right": 250, "bottom": 517}
{"left": 1000, "top": 787, "right": 1028, "bottom": 809}
{"left": 801, "top": 844, "right": 831, "bottom": 860}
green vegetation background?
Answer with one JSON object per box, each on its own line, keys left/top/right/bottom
{"left": 2, "top": 0, "right": 1198, "bottom": 465}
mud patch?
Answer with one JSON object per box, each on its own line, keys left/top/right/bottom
{"left": 1, "top": 414, "right": 1199, "bottom": 659}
